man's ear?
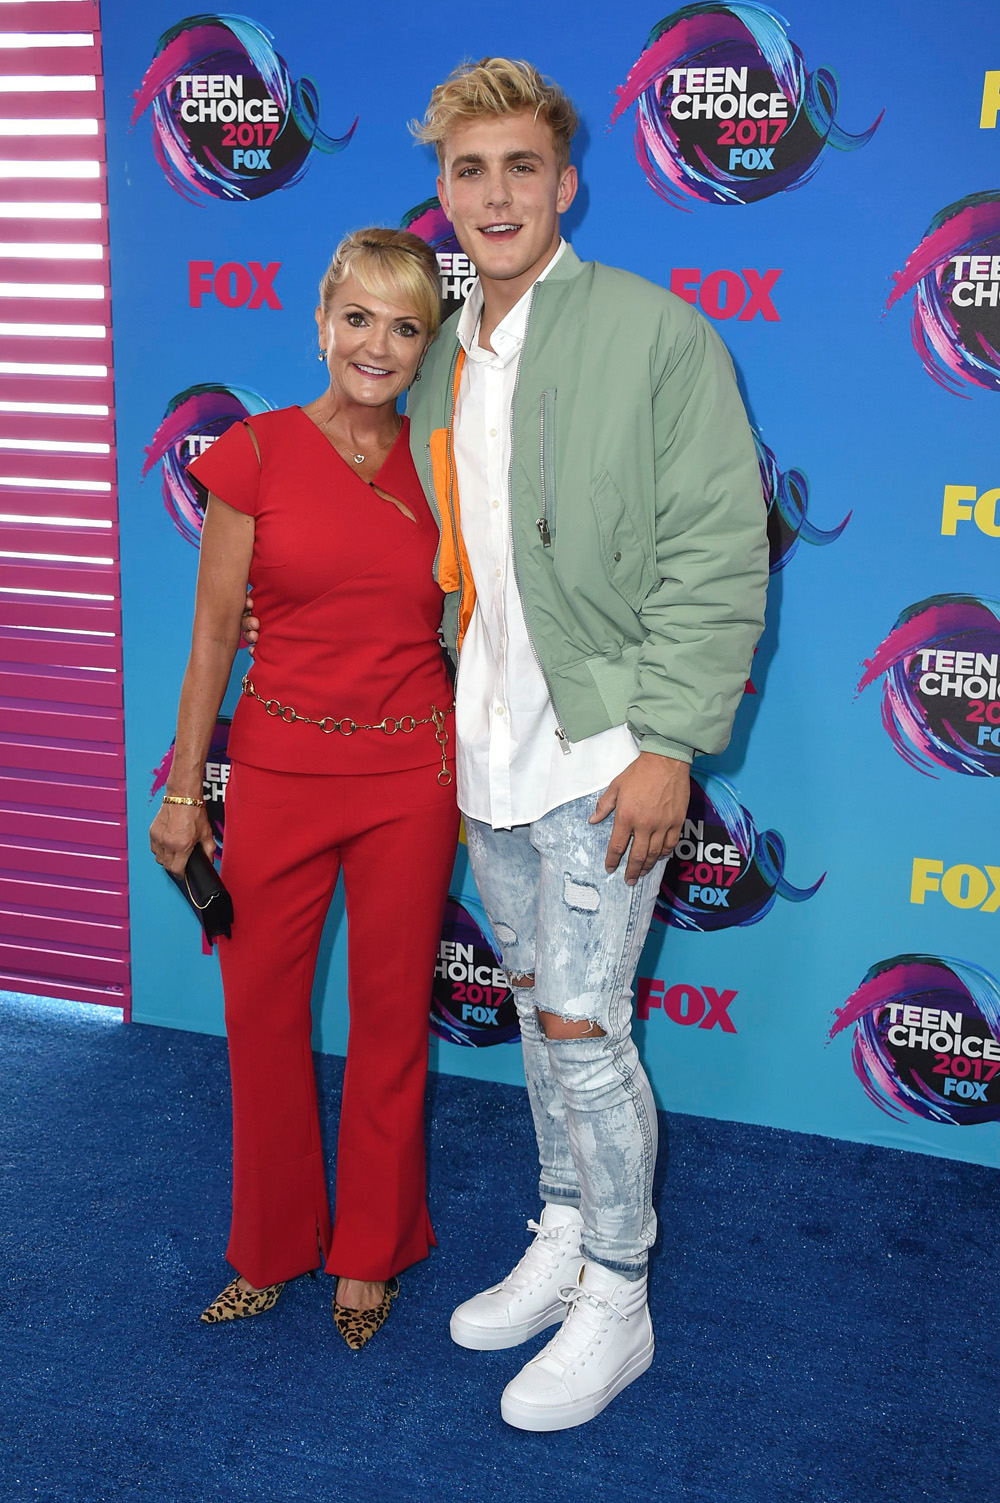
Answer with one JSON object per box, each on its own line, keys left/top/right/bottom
{"left": 437, "top": 172, "right": 451, "bottom": 220}
{"left": 556, "top": 164, "right": 578, "bottom": 217}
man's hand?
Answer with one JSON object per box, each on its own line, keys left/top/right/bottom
{"left": 242, "top": 594, "right": 259, "bottom": 652}
{"left": 589, "top": 752, "right": 690, "bottom": 886}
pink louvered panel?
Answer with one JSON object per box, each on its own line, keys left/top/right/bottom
{"left": 0, "top": 89, "right": 102, "bottom": 121}
{"left": 0, "top": 805, "right": 125, "bottom": 846}
{"left": 0, "top": 477, "right": 114, "bottom": 507}
{"left": 0, "top": 665, "right": 121, "bottom": 707}
{"left": 0, "top": 4, "right": 99, "bottom": 31}
{"left": 0, "top": 259, "right": 108, "bottom": 289}
{"left": 0, "top": 908, "right": 126, "bottom": 950}
{"left": 0, "top": 742, "right": 123, "bottom": 780}
{"left": 0, "top": 938, "right": 126, "bottom": 984}
{"left": 0, "top": 632, "right": 120, "bottom": 670}
{"left": 0, "top": 873, "right": 126, "bottom": 915}
{"left": 0, "top": 773, "right": 122, "bottom": 813}
{"left": 0, "top": 34, "right": 101, "bottom": 74}
{"left": 0, "top": 376, "right": 113, "bottom": 407}
{"left": 0, "top": 410, "right": 111, "bottom": 440}
{"left": 0, "top": 305, "right": 109, "bottom": 335}
{"left": 0, "top": 179, "right": 105, "bottom": 208}
{"left": 4, "top": 703, "right": 120, "bottom": 738}
{"left": 0, "top": 972, "right": 118, "bottom": 1007}
{"left": 0, "top": 0, "right": 129, "bottom": 1014}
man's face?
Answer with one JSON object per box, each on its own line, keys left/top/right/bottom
{"left": 437, "top": 111, "right": 577, "bottom": 288}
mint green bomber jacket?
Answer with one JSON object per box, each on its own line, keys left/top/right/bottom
{"left": 406, "top": 242, "right": 768, "bottom": 764}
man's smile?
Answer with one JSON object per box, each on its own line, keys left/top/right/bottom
{"left": 479, "top": 223, "right": 523, "bottom": 240}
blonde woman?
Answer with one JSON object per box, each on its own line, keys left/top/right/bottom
{"left": 149, "top": 229, "right": 458, "bottom": 1348}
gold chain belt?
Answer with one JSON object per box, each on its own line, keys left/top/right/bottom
{"left": 241, "top": 674, "right": 454, "bottom": 785}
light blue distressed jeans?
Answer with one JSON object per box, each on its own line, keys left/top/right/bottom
{"left": 464, "top": 791, "right": 665, "bottom": 1280}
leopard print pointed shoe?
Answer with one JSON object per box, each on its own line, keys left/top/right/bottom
{"left": 200, "top": 1276, "right": 285, "bottom": 1324}
{"left": 332, "top": 1277, "right": 400, "bottom": 1350}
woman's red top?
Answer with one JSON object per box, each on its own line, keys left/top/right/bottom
{"left": 186, "top": 406, "right": 451, "bottom": 776}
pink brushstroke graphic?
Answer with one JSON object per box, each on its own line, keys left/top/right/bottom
{"left": 142, "top": 383, "right": 272, "bottom": 546}
{"left": 831, "top": 955, "right": 1000, "bottom": 1126}
{"left": 884, "top": 192, "right": 1000, "bottom": 397}
{"left": 611, "top": 2, "right": 881, "bottom": 209}
{"left": 401, "top": 197, "right": 461, "bottom": 253}
{"left": 131, "top": 14, "right": 356, "bottom": 203}
{"left": 858, "top": 595, "right": 1000, "bottom": 778}
{"left": 655, "top": 770, "right": 823, "bottom": 931}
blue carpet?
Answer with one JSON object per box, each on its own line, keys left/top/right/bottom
{"left": 0, "top": 992, "right": 997, "bottom": 1503}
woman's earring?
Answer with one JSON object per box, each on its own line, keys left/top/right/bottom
{"left": 318, "top": 349, "right": 327, "bottom": 362}
{"left": 412, "top": 368, "right": 422, "bottom": 383}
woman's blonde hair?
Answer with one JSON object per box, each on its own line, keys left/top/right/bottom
{"left": 411, "top": 57, "right": 578, "bottom": 173}
{"left": 319, "top": 227, "right": 441, "bottom": 339}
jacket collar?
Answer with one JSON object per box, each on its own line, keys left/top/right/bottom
{"left": 534, "top": 240, "right": 585, "bottom": 284}
{"left": 426, "top": 241, "right": 587, "bottom": 400}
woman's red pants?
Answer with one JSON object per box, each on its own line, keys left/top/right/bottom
{"left": 217, "top": 759, "right": 459, "bottom": 1289}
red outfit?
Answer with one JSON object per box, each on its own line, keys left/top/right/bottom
{"left": 187, "top": 409, "right": 458, "bottom": 1287}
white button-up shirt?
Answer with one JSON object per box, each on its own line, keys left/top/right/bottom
{"left": 453, "top": 241, "right": 638, "bottom": 829}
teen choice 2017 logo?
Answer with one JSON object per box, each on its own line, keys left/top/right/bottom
{"left": 754, "top": 427, "right": 850, "bottom": 572}
{"left": 858, "top": 594, "right": 1000, "bottom": 778}
{"left": 431, "top": 896, "right": 519, "bottom": 1048}
{"left": 402, "top": 197, "right": 476, "bottom": 319}
{"left": 131, "top": 14, "right": 357, "bottom": 203}
{"left": 611, "top": 1, "right": 882, "bottom": 209}
{"left": 142, "top": 383, "right": 273, "bottom": 546}
{"left": 830, "top": 955, "right": 1000, "bottom": 1126}
{"left": 655, "top": 771, "right": 824, "bottom": 931}
{"left": 885, "top": 191, "right": 1000, "bottom": 398}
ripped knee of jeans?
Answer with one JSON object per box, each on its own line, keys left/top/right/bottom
{"left": 493, "top": 921, "right": 518, "bottom": 947}
{"left": 563, "top": 875, "right": 600, "bottom": 913}
{"left": 537, "top": 1008, "right": 606, "bottom": 1040}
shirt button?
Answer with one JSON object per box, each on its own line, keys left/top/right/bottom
{"left": 489, "top": 427, "right": 498, "bottom": 438}
{"left": 495, "top": 567, "right": 502, "bottom": 577}
{"left": 496, "top": 705, "right": 505, "bottom": 716}
{"left": 492, "top": 499, "right": 500, "bottom": 509}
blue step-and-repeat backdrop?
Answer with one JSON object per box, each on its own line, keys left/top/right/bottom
{"left": 104, "top": 0, "right": 1000, "bottom": 1168}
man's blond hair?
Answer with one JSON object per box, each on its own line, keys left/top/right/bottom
{"left": 411, "top": 58, "right": 578, "bottom": 173}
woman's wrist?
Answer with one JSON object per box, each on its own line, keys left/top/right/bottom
{"left": 163, "top": 776, "right": 206, "bottom": 802}
{"left": 164, "top": 760, "right": 207, "bottom": 803}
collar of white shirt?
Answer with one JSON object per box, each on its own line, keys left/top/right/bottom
{"left": 456, "top": 237, "right": 567, "bottom": 368}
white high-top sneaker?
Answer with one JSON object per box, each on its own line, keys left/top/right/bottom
{"left": 449, "top": 1204, "right": 584, "bottom": 1351}
{"left": 500, "top": 1259, "right": 654, "bottom": 1431}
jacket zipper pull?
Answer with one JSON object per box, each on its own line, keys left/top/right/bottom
{"left": 555, "top": 727, "right": 571, "bottom": 755}
{"left": 536, "top": 517, "right": 551, "bottom": 547}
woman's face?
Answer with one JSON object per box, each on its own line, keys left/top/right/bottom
{"left": 316, "top": 271, "right": 429, "bottom": 408}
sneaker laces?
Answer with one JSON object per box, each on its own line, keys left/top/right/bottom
{"left": 536, "top": 1282, "right": 629, "bottom": 1373}
{"left": 499, "top": 1218, "right": 575, "bottom": 1293}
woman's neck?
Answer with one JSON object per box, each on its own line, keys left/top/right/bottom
{"left": 317, "top": 389, "right": 400, "bottom": 448}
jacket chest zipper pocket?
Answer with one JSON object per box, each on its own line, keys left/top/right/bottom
{"left": 537, "top": 388, "right": 557, "bottom": 547}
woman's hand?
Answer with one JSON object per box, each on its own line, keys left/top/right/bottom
{"left": 149, "top": 800, "right": 215, "bottom": 876}
{"left": 242, "top": 594, "right": 259, "bottom": 652}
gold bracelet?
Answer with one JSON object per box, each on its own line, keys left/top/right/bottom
{"left": 162, "top": 794, "right": 205, "bottom": 808}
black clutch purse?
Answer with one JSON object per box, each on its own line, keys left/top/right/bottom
{"left": 168, "top": 844, "right": 233, "bottom": 943}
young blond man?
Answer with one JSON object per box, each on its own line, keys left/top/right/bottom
{"left": 405, "top": 59, "right": 768, "bottom": 1430}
